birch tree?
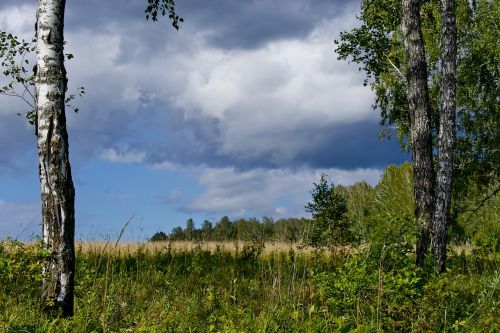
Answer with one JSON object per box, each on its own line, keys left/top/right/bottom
{"left": 34, "top": 0, "right": 75, "bottom": 316}
{"left": 34, "top": 0, "right": 182, "bottom": 316}
{"left": 31, "top": 0, "right": 185, "bottom": 317}
{"left": 432, "top": 0, "right": 457, "bottom": 272}
{"left": 0, "top": 0, "right": 183, "bottom": 316}
{"left": 334, "top": 0, "right": 494, "bottom": 271}
{"left": 401, "top": 0, "right": 435, "bottom": 267}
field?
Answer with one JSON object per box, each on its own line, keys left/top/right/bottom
{"left": 1, "top": 239, "right": 499, "bottom": 332}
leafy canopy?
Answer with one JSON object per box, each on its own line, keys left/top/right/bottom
{"left": 335, "top": 0, "right": 499, "bottom": 203}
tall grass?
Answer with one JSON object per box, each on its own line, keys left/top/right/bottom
{"left": 1, "top": 239, "right": 498, "bottom": 332}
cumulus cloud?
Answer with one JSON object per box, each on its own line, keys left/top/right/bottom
{"left": 67, "top": 7, "right": 401, "bottom": 170}
{"left": 0, "top": 0, "right": 407, "bottom": 232}
{"left": 166, "top": 16, "right": 381, "bottom": 167}
{"left": 2, "top": 0, "right": 403, "bottom": 173}
{"left": 184, "top": 167, "right": 382, "bottom": 217}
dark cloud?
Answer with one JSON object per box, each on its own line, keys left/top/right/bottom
{"left": 1, "top": 0, "right": 357, "bottom": 49}
{"left": 101, "top": 100, "right": 406, "bottom": 170}
{"left": 1, "top": 0, "right": 405, "bottom": 176}
{"left": 295, "top": 121, "right": 407, "bottom": 169}
{"left": 152, "top": 118, "right": 406, "bottom": 170}
{"left": 174, "top": 0, "right": 355, "bottom": 49}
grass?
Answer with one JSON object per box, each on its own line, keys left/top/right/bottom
{"left": 1, "top": 239, "right": 499, "bottom": 332}
{"left": 75, "top": 240, "right": 319, "bottom": 256}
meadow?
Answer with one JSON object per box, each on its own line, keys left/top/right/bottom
{"left": 1, "top": 239, "right": 498, "bottom": 332}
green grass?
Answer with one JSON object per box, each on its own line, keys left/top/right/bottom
{"left": 1, "top": 239, "right": 498, "bottom": 332}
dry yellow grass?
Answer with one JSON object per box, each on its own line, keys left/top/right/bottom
{"left": 75, "top": 240, "right": 319, "bottom": 256}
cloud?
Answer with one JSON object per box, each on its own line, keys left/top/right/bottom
{"left": 175, "top": 33, "right": 372, "bottom": 123}
{"left": 0, "top": 3, "right": 35, "bottom": 37}
{"left": 0, "top": 0, "right": 405, "bottom": 231}
{"left": 154, "top": 188, "right": 186, "bottom": 206}
{"left": 149, "top": 161, "right": 180, "bottom": 171}
{"left": 184, "top": 166, "right": 382, "bottom": 217}
{"left": 99, "top": 147, "right": 146, "bottom": 164}
{"left": 0, "top": 1, "right": 412, "bottom": 240}
{"left": 1, "top": 0, "right": 402, "bottom": 175}
{"left": 173, "top": 0, "right": 358, "bottom": 49}
{"left": 67, "top": 9, "right": 402, "bottom": 171}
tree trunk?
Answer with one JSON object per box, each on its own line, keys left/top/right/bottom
{"left": 401, "top": 0, "right": 435, "bottom": 268}
{"left": 432, "top": 0, "right": 457, "bottom": 273}
{"left": 35, "top": 0, "right": 75, "bottom": 317}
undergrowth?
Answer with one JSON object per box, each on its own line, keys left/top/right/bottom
{"left": 0, "top": 239, "right": 498, "bottom": 332}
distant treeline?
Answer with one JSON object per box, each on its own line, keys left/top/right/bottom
{"left": 151, "top": 163, "right": 499, "bottom": 250}
{"left": 150, "top": 217, "right": 310, "bottom": 243}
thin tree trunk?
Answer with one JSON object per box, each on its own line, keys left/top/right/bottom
{"left": 401, "top": 0, "right": 435, "bottom": 268}
{"left": 432, "top": 0, "right": 457, "bottom": 273}
{"left": 35, "top": 0, "right": 75, "bottom": 317}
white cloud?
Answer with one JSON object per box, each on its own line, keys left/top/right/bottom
{"left": 170, "top": 16, "right": 374, "bottom": 164}
{"left": 185, "top": 167, "right": 382, "bottom": 217}
{"left": 1, "top": 6, "right": 383, "bottom": 170}
{"left": 176, "top": 35, "right": 372, "bottom": 124}
{"left": 0, "top": 4, "right": 35, "bottom": 38}
{"left": 100, "top": 147, "right": 145, "bottom": 163}
{"left": 149, "top": 161, "right": 179, "bottom": 171}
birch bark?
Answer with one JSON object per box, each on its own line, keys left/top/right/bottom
{"left": 401, "top": 0, "right": 436, "bottom": 267}
{"left": 35, "top": 0, "right": 75, "bottom": 316}
{"left": 432, "top": 0, "right": 457, "bottom": 273}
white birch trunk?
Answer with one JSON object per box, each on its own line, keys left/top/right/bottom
{"left": 36, "top": 0, "right": 75, "bottom": 316}
{"left": 432, "top": 0, "right": 457, "bottom": 273}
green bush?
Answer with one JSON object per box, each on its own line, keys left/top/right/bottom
{"left": 305, "top": 174, "right": 354, "bottom": 247}
{"left": 0, "top": 238, "right": 48, "bottom": 301}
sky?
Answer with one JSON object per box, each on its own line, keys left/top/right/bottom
{"left": 0, "top": 0, "right": 407, "bottom": 240}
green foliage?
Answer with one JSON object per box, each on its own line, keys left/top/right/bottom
{"left": 153, "top": 163, "right": 497, "bottom": 253}
{"left": 145, "top": 0, "right": 184, "bottom": 30}
{"left": 213, "top": 216, "right": 237, "bottom": 241}
{"left": 335, "top": 0, "right": 499, "bottom": 194}
{"left": 455, "top": 182, "right": 500, "bottom": 251}
{"left": 341, "top": 181, "right": 376, "bottom": 240}
{"left": 0, "top": 31, "right": 36, "bottom": 123}
{"left": 1, "top": 240, "right": 497, "bottom": 332}
{"left": 0, "top": 238, "right": 49, "bottom": 304}
{"left": 365, "top": 163, "right": 416, "bottom": 245}
{"left": 305, "top": 174, "right": 353, "bottom": 247}
{"left": 0, "top": 31, "right": 85, "bottom": 124}
{"left": 341, "top": 163, "right": 415, "bottom": 245}
{"left": 343, "top": 162, "right": 498, "bottom": 250}
{"left": 313, "top": 241, "right": 499, "bottom": 332}
{"left": 454, "top": 0, "right": 500, "bottom": 198}
{"left": 184, "top": 218, "right": 195, "bottom": 240}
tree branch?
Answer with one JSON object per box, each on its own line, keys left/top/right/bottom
{"left": 386, "top": 55, "right": 406, "bottom": 79}
{"left": 465, "top": 184, "right": 500, "bottom": 224}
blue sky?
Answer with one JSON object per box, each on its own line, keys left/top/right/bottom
{"left": 0, "top": 0, "right": 407, "bottom": 240}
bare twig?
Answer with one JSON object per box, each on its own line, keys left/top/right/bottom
{"left": 465, "top": 184, "right": 500, "bottom": 224}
